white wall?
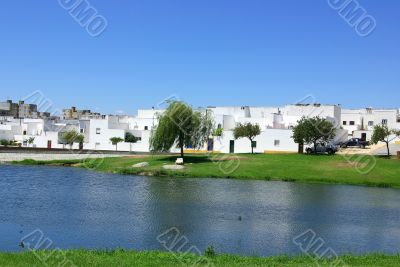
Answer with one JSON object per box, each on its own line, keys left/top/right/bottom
{"left": 213, "top": 129, "right": 298, "bottom": 153}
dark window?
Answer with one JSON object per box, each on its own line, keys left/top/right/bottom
{"left": 144, "top": 126, "right": 148, "bottom": 130}
{"left": 274, "top": 140, "right": 280, "bottom": 147}
{"left": 80, "top": 129, "right": 84, "bottom": 133}
{"left": 23, "top": 130, "right": 27, "bottom": 135}
{"left": 349, "top": 121, "right": 355, "bottom": 126}
{"left": 382, "top": 119, "right": 388, "bottom": 125}
{"left": 368, "top": 121, "right": 374, "bottom": 126}
{"left": 342, "top": 121, "right": 347, "bottom": 125}
{"left": 96, "top": 128, "right": 101, "bottom": 134}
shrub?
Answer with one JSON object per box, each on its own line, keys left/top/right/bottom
{"left": 204, "top": 246, "right": 216, "bottom": 257}
{"left": 0, "top": 139, "right": 10, "bottom": 146}
{"left": 213, "top": 128, "right": 223, "bottom": 137}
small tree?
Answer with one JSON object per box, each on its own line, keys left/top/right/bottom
{"left": 62, "top": 130, "right": 84, "bottom": 149}
{"left": 292, "top": 117, "right": 336, "bottom": 154}
{"left": 75, "top": 134, "right": 85, "bottom": 150}
{"left": 370, "top": 125, "right": 396, "bottom": 157}
{"left": 150, "top": 101, "right": 214, "bottom": 159}
{"left": 27, "top": 137, "right": 35, "bottom": 147}
{"left": 0, "top": 139, "right": 10, "bottom": 147}
{"left": 233, "top": 123, "right": 261, "bottom": 154}
{"left": 213, "top": 128, "right": 223, "bottom": 137}
{"left": 125, "top": 132, "right": 138, "bottom": 152}
{"left": 110, "top": 137, "right": 124, "bottom": 151}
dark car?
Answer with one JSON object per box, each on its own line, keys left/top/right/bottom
{"left": 341, "top": 138, "right": 369, "bottom": 149}
{"left": 305, "top": 143, "right": 338, "bottom": 155}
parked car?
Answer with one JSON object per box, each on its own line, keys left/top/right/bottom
{"left": 340, "top": 138, "right": 369, "bottom": 149}
{"left": 305, "top": 143, "right": 338, "bottom": 155}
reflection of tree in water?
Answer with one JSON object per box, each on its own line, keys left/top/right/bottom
{"left": 147, "top": 177, "right": 265, "bottom": 255}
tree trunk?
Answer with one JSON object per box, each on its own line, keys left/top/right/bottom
{"left": 386, "top": 141, "right": 390, "bottom": 157}
{"left": 116, "top": 144, "right": 118, "bottom": 151}
{"left": 179, "top": 133, "right": 184, "bottom": 159}
{"left": 313, "top": 141, "right": 317, "bottom": 154}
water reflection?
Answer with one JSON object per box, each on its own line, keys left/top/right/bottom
{"left": 0, "top": 165, "right": 400, "bottom": 256}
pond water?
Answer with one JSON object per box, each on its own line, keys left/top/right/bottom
{"left": 1, "top": 164, "right": 400, "bottom": 256}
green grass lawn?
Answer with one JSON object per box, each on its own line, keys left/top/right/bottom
{"left": 14, "top": 153, "right": 400, "bottom": 188}
{"left": 0, "top": 250, "right": 399, "bottom": 267}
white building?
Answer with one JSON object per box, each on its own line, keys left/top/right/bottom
{"left": 3, "top": 103, "right": 399, "bottom": 154}
{"left": 207, "top": 104, "right": 346, "bottom": 154}
{"left": 341, "top": 108, "right": 400, "bottom": 142}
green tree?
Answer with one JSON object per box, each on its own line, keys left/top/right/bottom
{"left": 150, "top": 101, "right": 214, "bottom": 159}
{"left": 0, "top": 139, "right": 10, "bottom": 147}
{"left": 62, "top": 130, "right": 85, "bottom": 149}
{"left": 27, "top": 137, "right": 35, "bottom": 147}
{"left": 125, "top": 132, "right": 138, "bottom": 152}
{"left": 233, "top": 123, "right": 261, "bottom": 154}
{"left": 110, "top": 137, "right": 124, "bottom": 151}
{"left": 370, "top": 125, "right": 396, "bottom": 157}
{"left": 213, "top": 127, "right": 223, "bottom": 137}
{"left": 292, "top": 117, "right": 336, "bottom": 154}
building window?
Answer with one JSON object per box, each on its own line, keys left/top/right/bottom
{"left": 397, "top": 117, "right": 400, "bottom": 123}
{"left": 349, "top": 121, "right": 355, "bottom": 126}
{"left": 251, "top": 141, "right": 257, "bottom": 148}
{"left": 80, "top": 129, "right": 84, "bottom": 133}
{"left": 382, "top": 119, "right": 388, "bottom": 125}
{"left": 96, "top": 128, "right": 101, "bottom": 134}
{"left": 217, "top": 123, "right": 222, "bottom": 129}
{"left": 274, "top": 140, "right": 280, "bottom": 147}
{"left": 342, "top": 121, "right": 347, "bottom": 125}
{"left": 368, "top": 121, "right": 374, "bottom": 127}
{"left": 23, "top": 130, "right": 27, "bottom": 135}
{"left": 144, "top": 126, "right": 148, "bottom": 130}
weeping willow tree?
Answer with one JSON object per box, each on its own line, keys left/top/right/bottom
{"left": 150, "top": 101, "right": 214, "bottom": 159}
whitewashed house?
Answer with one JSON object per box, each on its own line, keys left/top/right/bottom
{"left": 207, "top": 104, "right": 347, "bottom": 154}
{"left": 341, "top": 108, "right": 400, "bottom": 142}
{"left": 3, "top": 103, "right": 399, "bottom": 154}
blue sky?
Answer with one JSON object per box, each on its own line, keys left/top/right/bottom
{"left": 0, "top": 0, "right": 399, "bottom": 115}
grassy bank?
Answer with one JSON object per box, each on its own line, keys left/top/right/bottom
{"left": 14, "top": 153, "right": 400, "bottom": 188}
{"left": 0, "top": 250, "right": 399, "bottom": 267}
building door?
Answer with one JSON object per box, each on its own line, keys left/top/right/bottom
{"left": 361, "top": 133, "right": 367, "bottom": 141}
{"left": 47, "top": 140, "right": 52, "bottom": 149}
{"left": 207, "top": 139, "right": 214, "bottom": 152}
{"left": 229, "top": 140, "right": 235, "bottom": 153}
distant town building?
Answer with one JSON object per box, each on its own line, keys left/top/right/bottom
{"left": 0, "top": 101, "right": 399, "bottom": 153}
{"left": 62, "top": 106, "right": 101, "bottom": 120}
{"left": 0, "top": 100, "right": 39, "bottom": 118}
{"left": 0, "top": 100, "right": 19, "bottom": 117}
{"left": 18, "top": 101, "right": 38, "bottom": 118}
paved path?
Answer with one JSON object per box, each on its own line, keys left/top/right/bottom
{"left": 371, "top": 144, "right": 400, "bottom": 156}
{"left": 337, "top": 144, "right": 400, "bottom": 156}
{"left": 0, "top": 153, "right": 123, "bottom": 163}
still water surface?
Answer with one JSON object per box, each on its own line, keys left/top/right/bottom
{"left": 1, "top": 164, "right": 400, "bottom": 256}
